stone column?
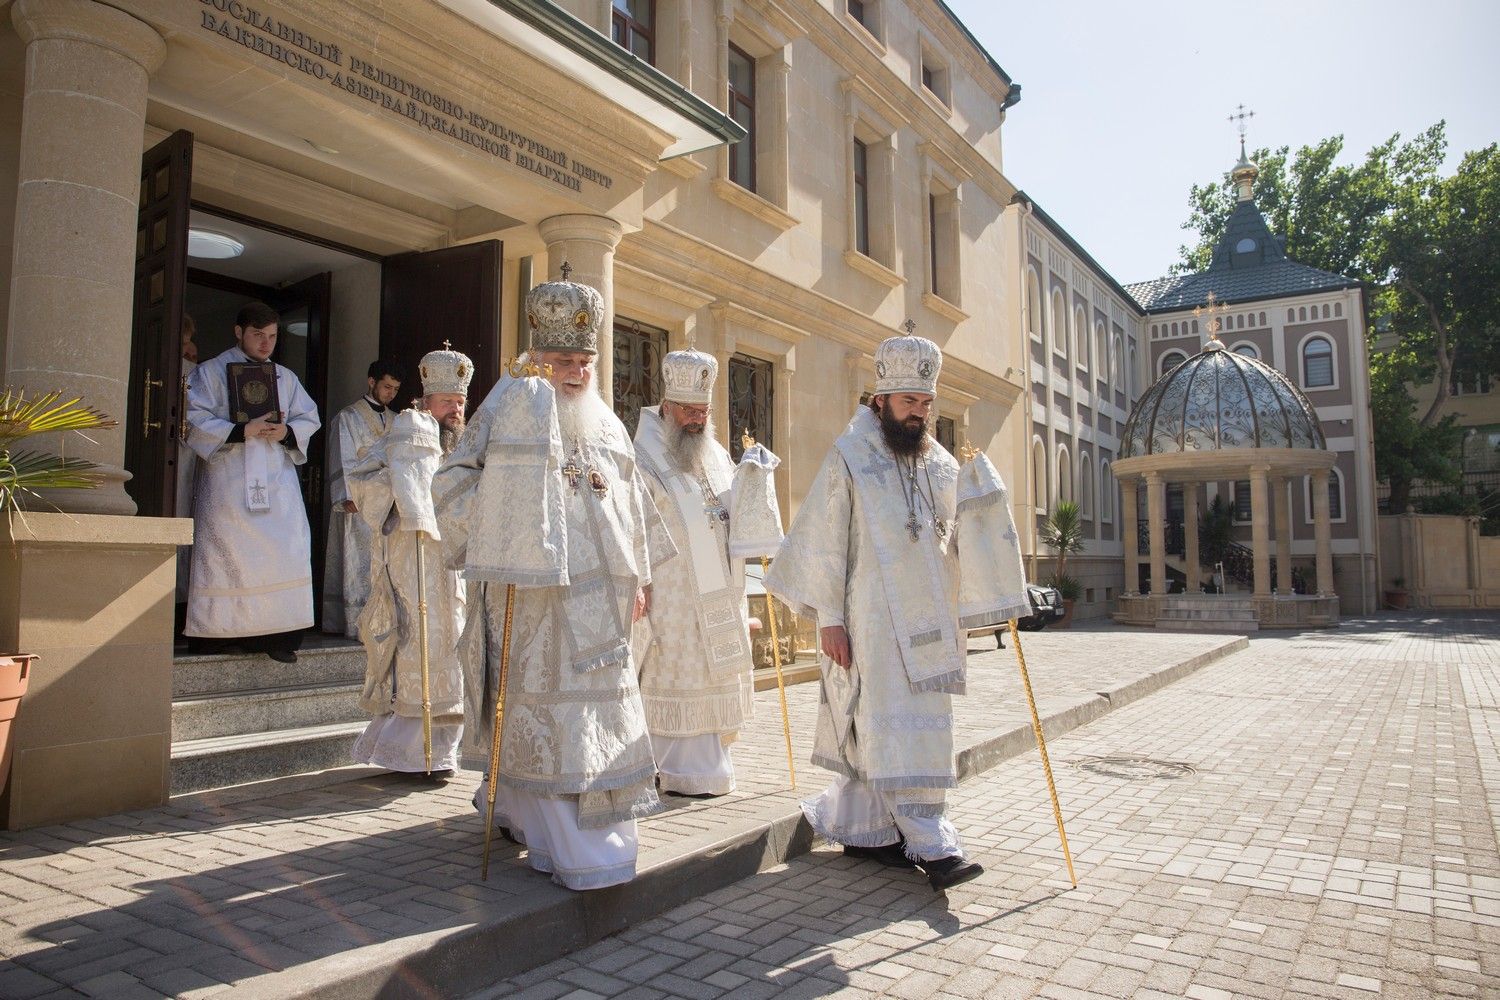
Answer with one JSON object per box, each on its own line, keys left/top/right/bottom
{"left": 1184, "top": 482, "right": 1201, "bottom": 593}
{"left": 1312, "top": 468, "right": 1334, "bottom": 596}
{"left": 1146, "top": 472, "right": 1166, "bottom": 597}
{"left": 1120, "top": 476, "right": 1139, "bottom": 595}
{"left": 7, "top": 0, "right": 166, "bottom": 515}
{"left": 1250, "top": 466, "right": 1271, "bottom": 596}
{"left": 538, "top": 214, "right": 624, "bottom": 406}
{"left": 708, "top": 302, "right": 733, "bottom": 452}
{"left": 1273, "top": 475, "right": 1292, "bottom": 594}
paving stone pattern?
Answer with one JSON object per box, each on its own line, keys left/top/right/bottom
{"left": 0, "top": 626, "right": 1229, "bottom": 998}
{"left": 473, "top": 614, "right": 1500, "bottom": 1000}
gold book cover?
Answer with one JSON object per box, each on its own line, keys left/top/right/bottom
{"left": 226, "top": 361, "right": 281, "bottom": 423}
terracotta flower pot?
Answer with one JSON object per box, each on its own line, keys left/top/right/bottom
{"left": 1384, "top": 590, "right": 1410, "bottom": 610}
{"left": 1054, "top": 598, "right": 1075, "bottom": 629}
{"left": 0, "top": 654, "right": 35, "bottom": 798}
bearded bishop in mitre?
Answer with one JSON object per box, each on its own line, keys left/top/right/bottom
{"left": 433, "top": 266, "right": 674, "bottom": 891}
{"left": 345, "top": 346, "right": 471, "bottom": 777}
{"left": 632, "top": 349, "right": 773, "bottom": 797}
{"left": 765, "top": 331, "right": 1029, "bottom": 892}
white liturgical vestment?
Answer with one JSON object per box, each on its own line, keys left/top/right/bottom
{"left": 346, "top": 409, "right": 464, "bottom": 772}
{"left": 764, "top": 407, "right": 1027, "bottom": 858}
{"left": 631, "top": 409, "right": 757, "bottom": 795}
{"left": 323, "top": 397, "right": 389, "bottom": 636}
{"left": 184, "top": 347, "right": 320, "bottom": 639}
{"left": 433, "top": 374, "right": 674, "bottom": 890}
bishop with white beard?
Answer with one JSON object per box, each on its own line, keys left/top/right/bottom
{"left": 631, "top": 350, "right": 758, "bottom": 796}
{"left": 434, "top": 267, "right": 674, "bottom": 890}
{"left": 346, "top": 346, "right": 471, "bottom": 777}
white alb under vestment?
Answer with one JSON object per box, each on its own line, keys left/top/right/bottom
{"left": 175, "top": 358, "right": 199, "bottom": 604}
{"left": 184, "top": 347, "right": 321, "bottom": 639}
{"left": 764, "top": 406, "right": 1028, "bottom": 860}
{"left": 346, "top": 409, "right": 465, "bottom": 772}
{"left": 631, "top": 407, "right": 754, "bottom": 795}
{"left": 323, "top": 397, "right": 390, "bottom": 636}
{"left": 433, "top": 374, "right": 674, "bottom": 890}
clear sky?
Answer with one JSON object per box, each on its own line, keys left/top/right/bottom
{"left": 948, "top": 0, "right": 1500, "bottom": 286}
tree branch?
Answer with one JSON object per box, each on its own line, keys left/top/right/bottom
{"left": 1401, "top": 278, "right": 1453, "bottom": 426}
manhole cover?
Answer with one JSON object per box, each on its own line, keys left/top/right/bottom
{"left": 1072, "top": 756, "right": 1197, "bottom": 780}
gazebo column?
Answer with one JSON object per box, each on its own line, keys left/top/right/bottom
{"left": 1184, "top": 482, "right": 1201, "bottom": 594}
{"left": 1250, "top": 466, "right": 1271, "bottom": 597}
{"left": 1312, "top": 468, "right": 1334, "bottom": 596}
{"left": 1273, "top": 476, "right": 1293, "bottom": 593}
{"left": 1120, "top": 475, "right": 1139, "bottom": 595}
{"left": 1146, "top": 472, "right": 1167, "bottom": 597}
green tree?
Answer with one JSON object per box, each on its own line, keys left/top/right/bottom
{"left": 1368, "top": 346, "right": 1462, "bottom": 512}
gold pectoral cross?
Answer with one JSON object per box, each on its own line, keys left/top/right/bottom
{"left": 562, "top": 459, "right": 583, "bottom": 494}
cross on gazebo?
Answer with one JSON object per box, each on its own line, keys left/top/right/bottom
{"left": 1194, "top": 291, "right": 1228, "bottom": 342}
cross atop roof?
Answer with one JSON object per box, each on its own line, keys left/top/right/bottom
{"left": 1228, "top": 104, "right": 1255, "bottom": 140}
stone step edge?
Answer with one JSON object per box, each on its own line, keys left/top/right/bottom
{"left": 173, "top": 682, "right": 366, "bottom": 711}
{"left": 225, "top": 635, "right": 1249, "bottom": 1000}
{"left": 173, "top": 644, "right": 364, "bottom": 666}
{"left": 171, "top": 721, "right": 369, "bottom": 760}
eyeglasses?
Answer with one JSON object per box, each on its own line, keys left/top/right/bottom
{"left": 670, "top": 403, "right": 710, "bottom": 419}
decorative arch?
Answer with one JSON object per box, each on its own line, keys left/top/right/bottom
{"left": 1099, "top": 456, "right": 1113, "bottom": 523}
{"left": 1112, "top": 334, "right": 1124, "bottom": 387}
{"left": 1031, "top": 436, "right": 1048, "bottom": 515}
{"left": 1074, "top": 304, "right": 1089, "bottom": 368}
{"left": 1229, "top": 341, "right": 1259, "bottom": 359}
{"left": 1025, "top": 268, "right": 1043, "bottom": 341}
{"left": 1078, "top": 450, "right": 1093, "bottom": 519}
{"left": 1050, "top": 286, "right": 1068, "bottom": 361}
{"left": 1055, "top": 443, "right": 1072, "bottom": 505}
{"left": 1094, "top": 321, "right": 1107, "bottom": 378}
{"left": 1159, "top": 349, "right": 1188, "bottom": 377}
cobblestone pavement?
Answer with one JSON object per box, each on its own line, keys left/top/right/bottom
{"left": 472, "top": 613, "right": 1500, "bottom": 1000}
{"left": 0, "top": 626, "right": 1234, "bottom": 998}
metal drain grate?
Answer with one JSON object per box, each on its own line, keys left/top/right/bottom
{"left": 1072, "top": 756, "right": 1197, "bottom": 780}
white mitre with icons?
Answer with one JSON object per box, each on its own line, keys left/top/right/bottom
{"left": 661, "top": 348, "right": 718, "bottom": 405}
{"left": 873, "top": 321, "right": 942, "bottom": 396}
{"left": 417, "top": 341, "right": 474, "bottom": 396}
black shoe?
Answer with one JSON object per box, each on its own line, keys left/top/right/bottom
{"left": 265, "top": 648, "right": 297, "bottom": 663}
{"left": 921, "top": 855, "right": 984, "bottom": 891}
{"left": 421, "top": 769, "right": 455, "bottom": 782}
{"left": 843, "top": 841, "right": 917, "bottom": 869}
{"left": 497, "top": 825, "right": 520, "bottom": 845}
{"left": 663, "top": 789, "right": 721, "bottom": 799}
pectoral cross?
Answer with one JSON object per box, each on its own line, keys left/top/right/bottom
{"left": 562, "top": 456, "right": 583, "bottom": 494}
{"left": 906, "top": 512, "right": 921, "bottom": 542}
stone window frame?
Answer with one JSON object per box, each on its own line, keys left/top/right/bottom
{"left": 1304, "top": 468, "right": 1347, "bottom": 525}
{"left": 1099, "top": 456, "right": 1114, "bottom": 524}
{"left": 1159, "top": 349, "right": 1188, "bottom": 378}
{"left": 1032, "top": 435, "right": 1049, "bottom": 517}
{"left": 1049, "top": 286, "right": 1069, "bottom": 365}
{"left": 1078, "top": 448, "right": 1094, "bottom": 520}
{"left": 710, "top": 5, "right": 797, "bottom": 231}
{"left": 1026, "top": 267, "right": 1044, "bottom": 345}
{"left": 1297, "top": 332, "right": 1338, "bottom": 392}
{"left": 611, "top": 0, "right": 657, "bottom": 65}
{"left": 839, "top": 79, "right": 904, "bottom": 286}
{"left": 1073, "top": 302, "right": 1089, "bottom": 373}
{"left": 919, "top": 143, "right": 967, "bottom": 320}
{"left": 843, "top": 0, "right": 886, "bottom": 51}
{"left": 1055, "top": 442, "right": 1073, "bottom": 507}
{"left": 917, "top": 34, "right": 952, "bottom": 112}
{"left": 1229, "top": 340, "right": 1260, "bottom": 360}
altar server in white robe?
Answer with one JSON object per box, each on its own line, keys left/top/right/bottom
{"left": 765, "top": 331, "right": 1029, "bottom": 892}
{"left": 323, "top": 360, "right": 402, "bottom": 636}
{"left": 434, "top": 265, "right": 673, "bottom": 891}
{"left": 184, "top": 301, "right": 321, "bottom": 663}
{"left": 347, "top": 346, "right": 470, "bottom": 777}
{"left": 632, "top": 349, "right": 761, "bottom": 797}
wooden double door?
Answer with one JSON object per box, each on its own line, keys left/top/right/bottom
{"left": 126, "top": 130, "right": 503, "bottom": 628}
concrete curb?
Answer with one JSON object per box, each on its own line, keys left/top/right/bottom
{"left": 235, "top": 635, "right": 1248, "bottom": 999}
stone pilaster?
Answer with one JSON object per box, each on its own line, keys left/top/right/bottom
{"left": 1250, "top": 466, "right": 1271, "bottom": 597}
{"left": 1273, "top": 476, "right": 1292, "bottom": 593}
{"left": 537, "top": 214, "right": 624, "bottom": 405}
{"left": 7, "top": 0, "right": 166, "bottom": 515}
{"left": 1120, "top": 476, "right": 1139, "bottom": 595}
{"left": 1184, "top": 482, "right": 1201, "bottom": 593}
{"left": 1146, "top": 472, "right": 1165, "bottom": 597}
{"left": 1312, "top": 468, "right": 1334, "bottom": 596}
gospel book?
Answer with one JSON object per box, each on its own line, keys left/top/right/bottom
{"left": 226, "top": 361, "right": 281, "bottom": 423}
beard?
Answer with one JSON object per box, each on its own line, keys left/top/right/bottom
{"left": 663, "top": 410, "right": 715, "bottom": 471}
{"left": 556, "top": 386, "right": 614, "bottom": 445}
{"left": 439, "top": 414, "right": 465, "bottom": 455}
{"left": 877, "top": 402, "right": 928, "bottom": 457}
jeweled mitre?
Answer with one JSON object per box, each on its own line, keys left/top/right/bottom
{"left": 418, "top": 345, "right": 474, "bottom": 396}
{"left": 526, "top": 264, "right": 604, "bottom": 354}
{"left": 661, "top": 348, "right": 718, "bottom": 405}
{"left": 874, "top": 333, "right": 942, "bottom": 395}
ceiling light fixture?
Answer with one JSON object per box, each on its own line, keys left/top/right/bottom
{"left": 186, "top": 229, "right": 244, "bottom": 259}
{"left": 284, "top": 321, "right": 309, "bottom": 337}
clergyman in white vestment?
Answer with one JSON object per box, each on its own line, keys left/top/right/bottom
{"left": 184, "top": 301, "right": 321, "bottom": 663}
{"left": 632, "top": 349, "right": 755, "bottom": 797}
{"left": 323, "top": 360, "right": 402, "bottom": 637}
{"left": 434, "top": 267, "right": 673, "bottom": 890}
{"left": 347, "top": 347, "right": 470, "bottom": 776}
{"left": 765, "top": 332, "right": 1028, "bottom": 892}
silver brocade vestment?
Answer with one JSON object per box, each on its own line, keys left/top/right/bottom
{"left": 324, "top": 398, "right": 389, "bottom": 636}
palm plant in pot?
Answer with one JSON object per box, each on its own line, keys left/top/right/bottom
{"left": 0, "top": 388, "right": 116, "bottom": 796}
{"left": 1040, "top": 500, "right": 1086, "bottom": 627}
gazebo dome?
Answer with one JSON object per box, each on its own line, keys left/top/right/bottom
{"left": 1121, "top": 339, "right": 1326, "bottom": 458}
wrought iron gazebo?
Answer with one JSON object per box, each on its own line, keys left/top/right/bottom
{"left": 1111, "top": 336, "right": 1340, "bottom": 629}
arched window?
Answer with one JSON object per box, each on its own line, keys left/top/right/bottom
{"left": 1056, "top": 445, "right": 1072, "bottom": 505}
{"left": 1051, "top": 288, "right": 1068, "bottom": 360}
{"left": 1074, "top": 305, "right": 1089, "bottom": 367}
{"left": 1095, "top": 322, "right": 1108, "bottom": 381}
{"left": 1113, "top": 335, "right": 1124, "bottom": 386}
{"left": 1301, "top": 335, "right": 1334, "bottom": 388}
{"left": 1231, "top": 342, "right": 1259, "bottom": 359}
{"left": 1128, "top": 344, "right": 1138, "bottom": 394}
{"left": 1099, "top": 457, "right": 1113, "bottom": 523}
{"left": 1078, "top": 454, "right": 1093, "bottom": 519}
{"left": 1031, "top": 437, "right": 1047, "bottom": 515}
{"left": 1159, "top": 350, "right": 1187, "bottom": 376}
{"left": 1306, "top": 468, "right": 1345, "bottom": 522}
{"left": 1026, "top": 269, "right": 1042, "bottom": 340}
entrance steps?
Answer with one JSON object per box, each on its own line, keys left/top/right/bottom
{"left": 1155, "top": 596, "right": 1260, "bottom": 632}
{"left": 170, "top": 642, "right": 370, "bottom": 796}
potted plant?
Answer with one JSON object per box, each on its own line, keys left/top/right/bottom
{"left": 1040, "top": 499, "right": 1086, "bottom": 623}
{"left": 1048, "top": 573, "right": 1083, "bottom": 628}
{"left": 1385, "top": 577, "right": 1410, "bottom": 610}
{"left": 0, "top": 388, "right": 115, "bottom": 795}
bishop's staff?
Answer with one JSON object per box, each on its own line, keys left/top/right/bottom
{"left": 416, "top": 533, "right": 434, "bottom": 774}
{"left": 734, "top": 432, "right": 795, "bottom": 790}
{"left": 481, "top": 358, "right": 552, "bottom": 881}
{"left": 958, "top": 442, "right": 1076, "bottom": 888}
